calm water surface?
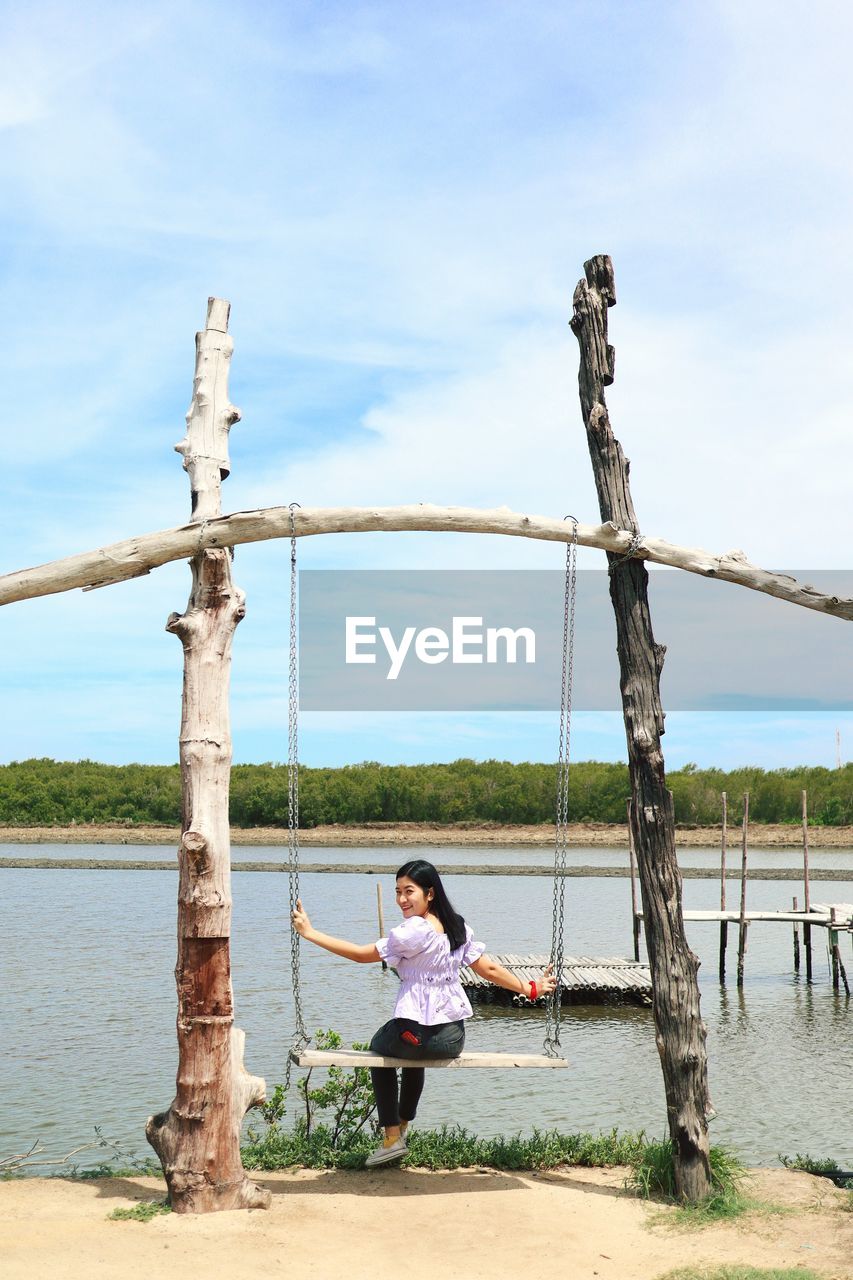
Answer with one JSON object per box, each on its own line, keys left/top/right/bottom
{"left": 2, "top": 848, "right": 851, "bottom": 1171}
{"left": 6, "top": 840, "right": 853, "bottom": 870}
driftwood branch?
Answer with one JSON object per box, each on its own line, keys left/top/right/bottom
{"left": 0, "top": 1139, "right": 94, "bottom": 1173}
{"left": 1, "top": 504, "right": 850, "bottom": 621}
{"left": 0, "top": 1130, "right": 155, "bottom": 1173}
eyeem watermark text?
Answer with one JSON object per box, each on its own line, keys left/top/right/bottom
{"left": 346, "top": 616, "right": 536, "bottom": 680}
{"left": 298, "top": 569, "right": 852, "bottom": 711}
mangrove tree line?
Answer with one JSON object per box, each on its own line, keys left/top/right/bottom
{"left": 0, "top": 758, "right": 851, "bottom": 827}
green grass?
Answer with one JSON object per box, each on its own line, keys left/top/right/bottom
{"left": 628, "top": 1139, "right": 750, "bottom": 1223}
{"left": 655, "top": 1268, "right": 825, "bottom": 1280}
{"left": 242, "top": 1123, "right": 648, "bottom": 1173}
{"left": 73, "top": 1161, "right": 163, "bottom": 1180}
{"left": 108, "top": 1200, "right": 171, "bottom": 1222}
{"left": 779, "top": 1152, "right": 853, "bottom": 1189}
{"left": 243, "top": 1120, "right": 757, "bottom": 1211}
{"left": 407, "top": 1125, "right": 648, "bottom": 1172}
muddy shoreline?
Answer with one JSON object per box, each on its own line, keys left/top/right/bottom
{"left": 2, "top": 857, "right": 850, "bottom": 880}
{"left": 0, "top": 820, "right": 850, "bottom": 848}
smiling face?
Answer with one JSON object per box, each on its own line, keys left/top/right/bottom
{"left": 396, "top": 875, "right": 433, "bottom": 920}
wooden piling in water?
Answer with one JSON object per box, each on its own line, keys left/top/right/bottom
{"left": 793, "top": 895, "right": 800, "bottom": 972}
{"left": 829, "top": 908, "right": 849, "bottom": 995}
{"left": 719, "top": 791, "right": 728, "bottom": 983}
{"left": 802, "top": 790, "right": 813, "bottom": 982}
{"left": 627, "top": 798, "right": 640, "bottom": 962}
{"left": 376, "top": 881, "right": 387, "bottom": 970}
{"left": 737, "top": 792, "right": 749, "bottom": 987}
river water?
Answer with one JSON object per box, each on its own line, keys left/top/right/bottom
{"left": 2, "top": 844, "right": 851, "bottom": 1171}
{"left": 7, "top": 840, "right": 853, "bottom": 870}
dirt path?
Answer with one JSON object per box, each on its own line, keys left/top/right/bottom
{"left": 1, "top": 1168, "right": 849, "bottom": 1280}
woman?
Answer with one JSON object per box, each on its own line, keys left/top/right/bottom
{"left": 291, "top": 858, "right": 556, "bottom": 1168}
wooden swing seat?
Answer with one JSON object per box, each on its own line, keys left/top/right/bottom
{"left": 292, "top": 1049, "right": 568, "bottom": 1070}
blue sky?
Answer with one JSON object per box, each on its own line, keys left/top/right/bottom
{"left": 1, "top": 0, "right": 851, "bottom": 770}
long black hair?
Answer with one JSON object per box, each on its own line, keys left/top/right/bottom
{"left": 396, "top": 859, "right": 467, "bottom": 953}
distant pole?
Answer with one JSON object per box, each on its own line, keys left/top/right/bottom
{"left": 802, "top": 790, "right": 812, "bottom": 982}
{"left": 792, "top": 896, "right": 800, "bottom": 972}
{"left": 719, "top": 792, "right": 728, "bottom": 983}
{"left": 627, "top": 798, "right": 640, "bottom": 961}
{"left": 737, "top": 793, "right": 749, "bottom": 987}
{"left": 837, "top": 728, "right": 842, "bottom": 770}
{"left": 376, "top": 882, "right": 387, "bottom": 971}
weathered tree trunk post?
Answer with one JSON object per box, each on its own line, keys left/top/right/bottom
{"left": 570, "top": 255, "right": 712, "bottom": 1202}
{"left": 146, "top": 299, "right": 270, "bottom": 1214}
{"left": 627, "top": 798, "right": 641, "bottom": 961}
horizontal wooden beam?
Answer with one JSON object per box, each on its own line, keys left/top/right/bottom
{"left": 292, "top": 1049, "right": 568, "bottom": 1069}
{"left": 640, "top": 907, "right": 853, "bottom": 925}
{"left": 1, "top": 502, "right": 850, "bottom": 621}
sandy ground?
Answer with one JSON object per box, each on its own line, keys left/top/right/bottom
{"left": 2, "top": 820, "right": 851, "bottom": 848}
{"left": 1, "top": 1168, "right": 850, "bottom": 1280}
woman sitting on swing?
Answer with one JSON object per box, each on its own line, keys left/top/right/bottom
{"left": 291, "top": 857, "right": 556, "bottom": 1167}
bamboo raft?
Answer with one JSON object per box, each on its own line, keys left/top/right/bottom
{"left": 461, "top": 953, "right": 652, "bottom": 1007}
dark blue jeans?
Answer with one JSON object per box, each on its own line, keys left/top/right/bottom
{"left": 369, "top": 1018, "right": 465, "bottom": 1128}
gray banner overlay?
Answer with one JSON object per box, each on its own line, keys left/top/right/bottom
{"left": 299, "top": 570, "right": 852, "bottom": 712}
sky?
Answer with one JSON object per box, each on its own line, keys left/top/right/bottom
{"left": 1, "top": 0, "right": 851, "bottom": 771}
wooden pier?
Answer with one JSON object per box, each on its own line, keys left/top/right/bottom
{"left": 638, "top": 904, "right": 853, "bottom": 927}
{"left": 627, "top": 790, "right": 853, "bottom": 993}
{"left": 634, "top": 904, "right": 852, "bottom": 996}
{"left": 461, "top": 953, "right": 652, "bottom": 1007}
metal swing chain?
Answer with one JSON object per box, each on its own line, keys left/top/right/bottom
{"left": 544, "top": 517, "right": 578, "bottom": 1057}
{"left": 285, "top": 503, "right": 309, "bottom": 1087}
{"left": 609, "top": 523, "right": 643, "bottom": 571}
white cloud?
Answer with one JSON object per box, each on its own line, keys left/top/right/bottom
{"left": 3, "top": 1, "right": 853, "bottom": 766}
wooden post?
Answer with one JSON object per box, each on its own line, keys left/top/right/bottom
{"left": 737, "top": 793, "right": 749, "bottom": 987}
{"left": 376, "top": 882, "right": 387, "bottom": 970}
{"left": 792, "top": 896, "right": 800, "bottom": 972}
{"left": 571, "top": 255, "right": 711, "bottom": 1203}
{"left": 627, "top": 798, "right": 641, "bottom": 961}
{"left": 802, "top": 789, "right": 813, "bottom": 982}
{"left": 145, "top": 300, "right": 269, "bottom": 1214}
{"left": 830, "top": 912, "right": 850, "bottom": 996}
{"left": 719, "top": 792, "right": 728, "bottom": 983}
{"left": 828, "top": 909, "right": 849, "bottom": 994}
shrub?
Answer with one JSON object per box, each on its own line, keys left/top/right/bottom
{"left": 628, "top": 1138, "right": 747, "bottom": 1220}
